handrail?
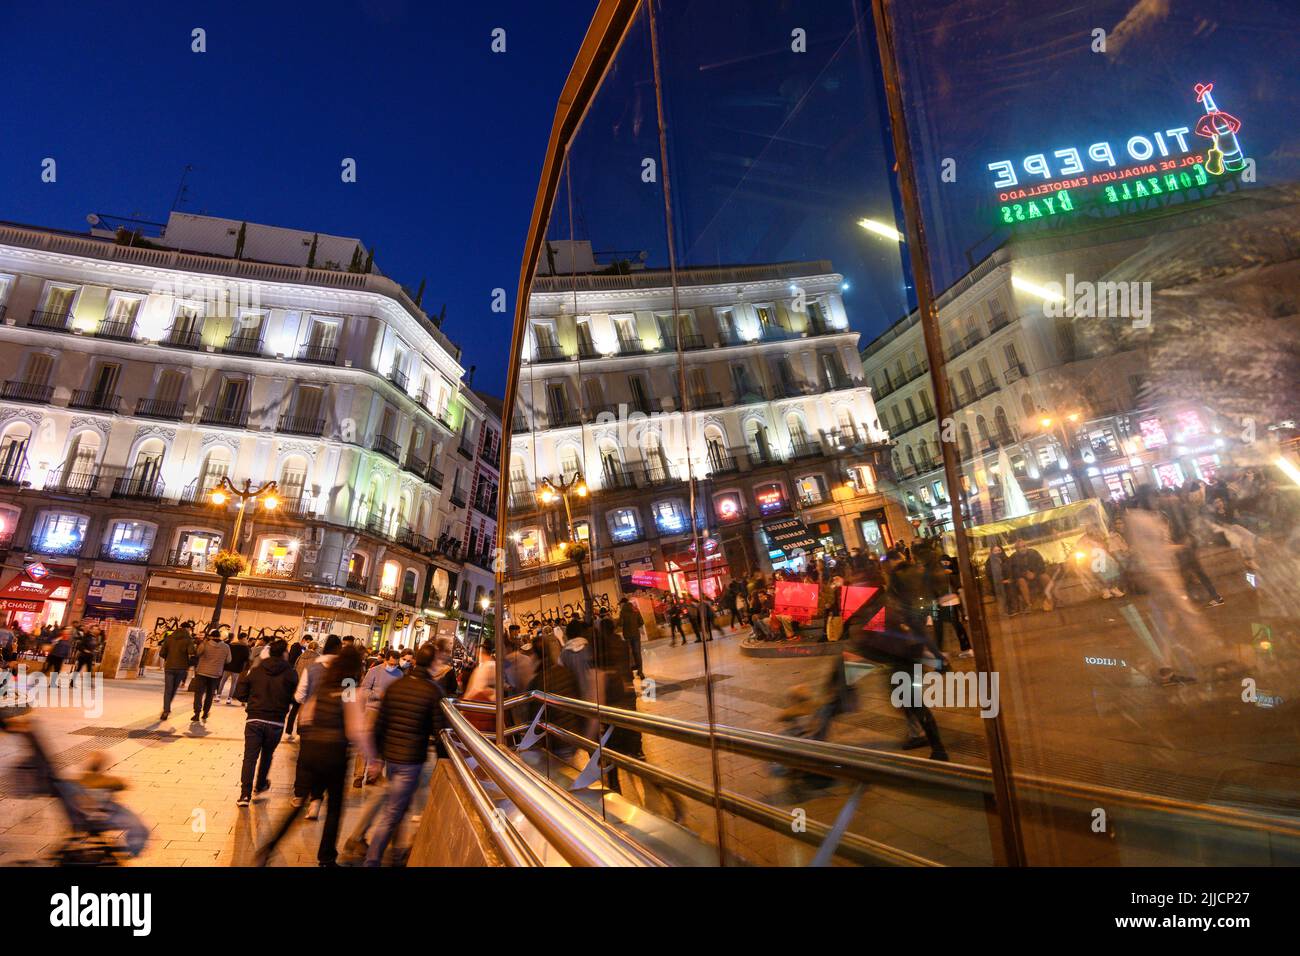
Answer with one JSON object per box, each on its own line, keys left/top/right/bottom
{"left": 439, "top": 700, "right": 658, "bottom": 867}
{"left": 540, "top": 722, "right": 940, "bottom": 867}
{"left": 438, "top": 730, "right": 540, "bottom": 867}
{"left": 528, "top": 691, "right": 1300, "bottom": 842}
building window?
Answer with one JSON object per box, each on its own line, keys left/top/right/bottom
{"left": 379, "top": 559, "right": 401, "bottom": 599}
{"left": 254, "top": 537, "right": 299, "bottom": 578}
{"left": 847, "top": 464, "right": 876, "bottom": 494}
{"left": 401, "top": 569, "right": 419, "bottom": 606}
{"left": 714, "top": 492, "right": 744, "bottom": 523}
{"left": 652, "top": 499, "right": 689, "bottom": 535}
{"left": 105, "top": 520, "right": 157, "bottom": 561}
{"left": 754, "top": 482, "right": 787, "bottom": 515}
{"left": 514, "top": 528, "right": 544, "bottom": 566}
{"left": 608, "top": 507, "right": 642, "bottom": 543}
{"left": 175, "top": 530, "right": 222, "bottom": 571}
{"left": 34, "top": 511, "right": 89, "bottom": 556}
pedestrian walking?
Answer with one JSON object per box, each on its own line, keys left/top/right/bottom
{"left": 363, "top": 643, "right": 448, "bottom": 866}
{"left": 157, "top": 621, "right": 196, "bottom": 721}
{"left": 235, "top": 638, "right": 298, "bottom": 806}
{"left": 221, "top": 633, "right": 251, "bottom": 704}
{"left": 43, "top": 626, "right": 74, "bottom": 684}
{"left": 291, "top": 634, "right": 340, "bottom": 809}
{"left": 285, "top": 639, "right": 319, "bottom": 741}
{"left": 618, "top": 597, "right": 645, "bottom": 679}
{"left": 71, "top": 625, "right": 99, "bottom": 681}
{"left": 191, "top": 627, "right": 231, "bottom": 723}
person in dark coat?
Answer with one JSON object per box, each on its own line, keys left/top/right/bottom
{"left": 617, "top": 597, "right": 645, "bottom": 680}
{"left": 364, "top": 644, "right": 448, "bottom": 866}
{"left": 157, "top": 622, "right": 196, "bottom": 721}
{"left": 221, "top": 634, "right": 251, "bottom": 704}
{"left": 235, "top": 638, "right": 298, "bottom": 805}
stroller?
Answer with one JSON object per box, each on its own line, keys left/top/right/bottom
{"left": 0, "top": 708, "right": 148, "bottom": 865}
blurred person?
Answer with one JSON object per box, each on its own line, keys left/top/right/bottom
{"left": 71, "top": 625, "right": 99, "bottom": 682}
{"left": 618, "top": 596, "right": 645, "bottom": 680}
{"left": 291, "top": 633, "right": 342, "bottom": 809}
{"left": 77, "top": 751, "right": 150, "bottom": 858}
{"left": 363, "top": 643, "right": 449, "bottom": 866}
{"left": 353, "top": 649, "right": 403, "bottom": 787}
{"left": 285, "top": 639, "right": 319, "bottom": 741}
{"left": 235, "top": 638, "right": 298, "bottom": 806}
{"left": 287, "top": 634, "right": 310, "bottom": 668}
{"left": 43, "top": 627, "right": 74, "bottom": 685}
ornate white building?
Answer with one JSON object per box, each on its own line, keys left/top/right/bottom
{"left": 504, "top": 244, "right": 904, "bottom": 619}
{"left": 0, "top": 212, "right": 496, "bottom": 647}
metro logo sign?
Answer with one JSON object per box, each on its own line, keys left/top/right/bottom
{"left": 25, "top": 562, "right": 49, "bottom": 580}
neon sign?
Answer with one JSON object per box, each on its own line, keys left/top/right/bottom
{"left": 991, "top": 84, "right": 1247, "bottom": 226}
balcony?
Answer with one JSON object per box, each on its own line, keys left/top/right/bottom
{"left": 1, "top": 380, "right": 54, "bottom": 404}
{"left": 634, "top": 464, "right": 678, "bottom": 487}
{"left": 0, "top": 458, "right": 29, "bottom": 486}
{"left": 162, "top": 327, "right": 204, "bottom": 350}
{"left": 403, "top": 453, "right": 428, "bottom": 477}
{"left": 167, "top": 549, "right": 215, "bottom": 573}
{"left": 27, "top": 309, "right": 72, "bottom": 332}
{"left": 95, "top": 319, "right": 136, "bottom": 342}
{"left": 876, "top": 363, "right": 929, "bottom": 400}
{"left": 100, "top": 542, "right": 152, "bottom": 565}
{"left": 427, "top": 466, "right": 444, "bottom": 489}
{"left": 372, "top": 434, "right": 402, "bottom": 462}
{"left": 473, "top": 495, "right": 497, "bottom": 517}
{"left": 533, "top": 344, "right": 569, "bottom": 364}
{"left": 457, "top": 437, "right": 476, "bottom": 459}
{"left": 707, "top": 452, "right": 740, "bottom": 475}
{"left": 545, "top": 407, "right": 583, "bottom": 429}
{"left": 388, "top": 366, "right": 409, "bottom": 391}
{"left": 449, "top": 489, "right": 467, "bottom": 509}
{"left": 684, "top": 391, "right": 724, "bottom": 410}
{"left": 747, "top": 445, "right": 787, "bottom": 469}
{"left": 112, "top": 475, "right": 165, "bottom": 501}
{"left": 200, "top": 405, "right": 249, "bottom": 428}
{"left": 616, "top": 336, "right": 647, "bottom": 356}
{"left": 1004, "top": 362, "right": 1030, "bottom": 384}
{"left": 278, "top": 414, "right": 325, "bottom": 437}
{"left": 508, "top": 490, "right": 536, "bottom": 514}
{"left": 345, "top": 574, "right": 369, "bottom": 592}
{"left": 44, "top": 469, "right": 99, "bottom": 496}
{"left": 297, "top": 342, "right": 338, "bottom": 365}
{"left": 601, "top": 468, "right": 637, "bottom": 491}
{"left": 222, "top": 333, "right": 264, "bottom": 357}
{"left": 29, "top": 536, "right": 84, "bottom": 557}
{"left": 944, "top": 329, "right": 985, "bottom": 361}
{"left": 824, "top": 374, "right": 861, "bottom": 392}
{"left": 136, "top": 398, "right": 187, "bottom": 421}
{"left": 988, "top": 311, "right": 1013, "bottom": 335}
{"left": 68, "top": 389, "right": 121, "bottom": 413}
{"left": 789, "top": 438, "right": 823, "bottom": 460}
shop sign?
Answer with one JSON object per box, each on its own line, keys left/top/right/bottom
{"left": 764, "top": 517, "right": 817, "bottom": 555}
{"left": 84, "top": 578, "right": 141, "bottom": 621}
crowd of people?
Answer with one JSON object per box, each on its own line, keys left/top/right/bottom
{"left": 1, "top": 619, "right": 106, "bottom": 684}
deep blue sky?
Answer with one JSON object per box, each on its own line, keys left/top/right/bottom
{"left": 0, "top": 1, "right": 593, "bottom": 397}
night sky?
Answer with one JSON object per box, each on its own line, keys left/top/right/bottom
{"left": 0, "top": 1, "right": 591, "bottom": 397}
{"left": 3, "top": 1, "right": 1294, "bottom": 398}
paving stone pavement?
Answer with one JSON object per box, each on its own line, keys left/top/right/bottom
{"left": 0, "top": 670, "right": 405, "bottom": 867}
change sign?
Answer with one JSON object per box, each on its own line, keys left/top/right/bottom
{"left": 764, "top": 517, "right": 817, "bottom": 556}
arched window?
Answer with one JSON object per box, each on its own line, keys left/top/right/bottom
{"left": 558, "top": 444, "right": 581, "bottom": 480}
{"left": 379, "top": 559, "right": 401, "bottom": 599}
{"left": 976, "top": 415, "right": 991, "bottom": 447}
{"left": 994, "top": 406, "right": 1013, "bottom": 443}
{"left": 199, "top": 447, "right": 231, "bottom": 494}
{"left": 1021, "top": 392, "right": 1036, "bottom": 420}
{"left": 786, "top": 412, "right": 809, "bottom": 450}
{"left": 401, "top": 569, "right": 419, "bottom": 605}
{"left": 0, "top": 423, "right": 32, "bottom": 484}
{"left": 61, "top": 430, "right": 101, "bottom": 491}
{"left": 906, "top": 446, "right": 917, "bottom": 466}
{"left": 704, "top": 425, "right": 728, "bottom": 472}
{"left": 431, "top": 567, "right": 450, "bottom": 605}
{"left": 598, "top": 439, "right": 623, "bottom": 485}
{"left": 919, "top": 438, "right": 931, "bottom": 465}
{"left": 131, "top": 438, "right": 166, "bottom": 485}
{"left": 347, "top": 552, "right": 368, "bottom": 587}
{"left": 279, "top": 455, "right": 309, "bottom": 504}
{"left": 959, "top": 424, "right": 973, "bottom": 459}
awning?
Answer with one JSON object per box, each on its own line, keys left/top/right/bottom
{"left": 0, "top": 573, "right": 74, "bottom": 612}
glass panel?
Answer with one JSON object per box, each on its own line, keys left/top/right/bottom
{"left": 878, "top": 0, "right": 1300, "bottom": 864}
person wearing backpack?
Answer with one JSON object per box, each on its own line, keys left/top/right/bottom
{"left": 191, "top": 627, "right": 231, "bottom": 724}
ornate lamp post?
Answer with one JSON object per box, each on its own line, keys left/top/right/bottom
{"left": 208, "top": 477, "right": 279, "bottom": 625}
{"left": 538, "top": 471, "right": 594, "bottom": 623}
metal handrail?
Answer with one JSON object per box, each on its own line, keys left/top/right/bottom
{"left": 439, "top": 700, "right": 659, "bottom": 867}
{"left": 528, "top": 691, "right": 1300, "bottom": 843}
{"left": 438, "top": 730, "right": 541, "bottom": 867}
{"left": 540, "top": 721, "right": 939, "bottom": 867}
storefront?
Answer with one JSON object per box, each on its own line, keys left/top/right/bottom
{"left": 0, "top": 564, "right": 74, "bottom": 631}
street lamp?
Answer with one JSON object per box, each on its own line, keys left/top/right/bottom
{"left": 1037, "top": 410, "right": 1092, "bottom": 500}
{"left": 538, "top": 471, "right": 594, "bottom": 623}
{"left": 208, "top": 476, "right": 279, "bottom": 625}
